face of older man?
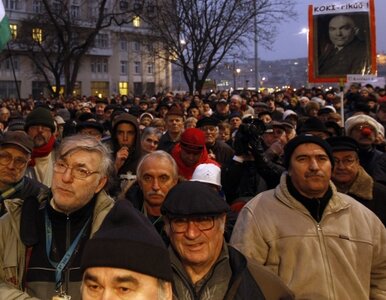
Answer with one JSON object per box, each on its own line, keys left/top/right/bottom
{"left": 331, "top": 150, "right": 359, "bottom": 187}
{"left": 27, "top": 125, "right": 53, "bottom": 147}
{"left": 288, "top": 143, "right": 332, "bottom": 198}
{"left": 349, "top": 123, "right": 377, "bottom": 148}
{"left": 51, "top": 149, "right": 107, "bottom": 214}
{"left": 82, "top": 267, "right": 172, "bottom": 300}
{"left": 166, "top": 214, "right": 226, "bottom": 283}
{"left": 138, "top": 156, "right": 178, "bottom": 211}
{"left": 329, "top": 15, "right": 356, "bottom": 48}
{"left": 0, "top": 146, "right": 30, "bottom": 190}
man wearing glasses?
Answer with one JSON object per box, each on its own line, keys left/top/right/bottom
{"left": 0, "top": 134, "right": 114, "bottom": 299}
{"left": 0, "top": 131, "right": 48, "bottom": 216}
{"left": 327, "top": 136, "right": 386, "bottom": 226}
{"left": 161, "top": 181, "right": 294, "bottom": 300}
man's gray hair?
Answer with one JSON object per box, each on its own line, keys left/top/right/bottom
{"left": 136, "top": 150, "right": 178, "bottom": 181}
{"left": 56, "top": 134, "right": 113, "bottom": 177}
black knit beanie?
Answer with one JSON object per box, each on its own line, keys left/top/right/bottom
{"left": 24, "top": 107, "right": 56, "bottom": 132}
{"left": 81, "top": 200, "right": 172, "bottom": 282}
{"left": 283, "top": 134, "right": 335, "bottom": 169}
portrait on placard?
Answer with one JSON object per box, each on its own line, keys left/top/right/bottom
{"left": 308, "top": 0, "right": 377, "bottom": 83}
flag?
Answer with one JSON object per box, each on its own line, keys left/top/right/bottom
{"left": 0, "top": 0, "right": 11, "bottom": 51}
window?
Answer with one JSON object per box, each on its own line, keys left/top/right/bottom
{"left": 134, "top": 61, "right": 141, "bottom": 74}
{"left": 2, "top": 56, "right": 19, "bottom": 71}
{"left": 91, "top": 58, "right": 108, "bottom": 74}
{"left": 32, "top": 0, "right": 43, "bottom": 13}
{"left": 120, "top": 61, "right": 128, "bottom": 75}
{"left": 94, "top": 33, "right": 109, "bottom": 48}
{"left": 119, "top": 82, "right": 128, "bottom": 95}
{"left": 9, "top": 24, "right": 17, "bottom": 39}
{"left": 32, "top": 28, "right": 43, "bottom": 43}
{"left": 133, "top": 16, "right": 141, "bottom": 27}
{"left": 71, "top": 5, "right": 80, "bottom": 18}
{"left": 133, "top": 41, "right": 140, "bottom": 52}
{"left": 120, "top": 38, "right": 128, "bottom": 51}
{"left": 0, "top": 80, "right": 21, "bottom": 98}
{"left": 147, "top": 63, "right": 154, "bottom": 74}
{"left": 4, "top": 0, "right": 21, "bottom": 10}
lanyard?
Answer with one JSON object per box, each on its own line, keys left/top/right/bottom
{"left": 45, "top": 208, "right": 90, "bottom": 290}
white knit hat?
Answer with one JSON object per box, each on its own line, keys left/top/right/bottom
{"left": 191, "top": 163, "right": 221, "bottom": 188}
{"left": 345, "top": 114, "right": 379, "bottom": 136}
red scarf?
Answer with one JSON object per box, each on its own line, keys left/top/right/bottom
{"left": 171, "top": 143, "right": 220, "bottom": 180}
{"left": 29, "top": 135, "right": 56, "bottom": 167}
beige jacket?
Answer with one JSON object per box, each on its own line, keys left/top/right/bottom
{"left": 0, "top": 190, "right": 114, "bottom": 300}
{"left": 230, "top": 173, "right": 386, "bottom": 300}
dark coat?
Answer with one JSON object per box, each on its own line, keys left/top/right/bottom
{"left": 318, "top": 37, "right": 371, "bottom": 76}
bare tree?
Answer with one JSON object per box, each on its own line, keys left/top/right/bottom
{"left": 141, "top": 0, "right": 296, "bottom": 94}
{"left": 11, "top": 0, "right": 139, "bottom": 97}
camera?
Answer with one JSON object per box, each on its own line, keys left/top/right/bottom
{"left": 234, "top": 116, "right": 266, "bottom": 155}
{"left": 240, "top": 116, "right": 266, "bottom": 140}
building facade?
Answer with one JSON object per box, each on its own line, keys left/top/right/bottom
{"left": 0, "top": 0, "right": 172, "bottom": 99}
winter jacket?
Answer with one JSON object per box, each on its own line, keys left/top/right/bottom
{"left": 170, "top": 243, "right": 294, "bottom": 300}
{"left": 230, "top": 173, "right": 386, "bottom": 300}
{"left": 0, "top": 190, "right": 114, "bottom": 300}
{"left": 0, "top": 177, "right": 48, "bottom": 217}
{"left": 335, "top": 165, "right": 386, "bottom": 226}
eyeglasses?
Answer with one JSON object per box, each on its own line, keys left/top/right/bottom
{"left": 53, "top": 160, "right": 99, "bottom": 180}
{"left": 170, "top": 216, "right": 215, "bottom": 233}
{"left": 200, "top": 126, "right": 217, "bottom": 133}
{"left": 334, "top": 157, "right": 358, "bottom": 167}
{"left": 0, "top": 151, "right": 29, "bottom": 168}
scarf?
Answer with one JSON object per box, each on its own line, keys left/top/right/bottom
{"left": 171, "top": 143, "right": 220, "bottom": 180}
{"left": 29, "top": 135, "right": 56, "bottom": 167}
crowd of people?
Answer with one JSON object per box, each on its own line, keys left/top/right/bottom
{"left": 0, "top": 82, "right": 385, "bottom": 299}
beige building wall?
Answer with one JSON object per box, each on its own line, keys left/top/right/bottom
{"left": 0, "top": 1, "right": 172, "bottom": 99}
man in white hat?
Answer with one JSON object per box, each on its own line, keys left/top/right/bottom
{"left": 345, "top": 114, "right": 386, "bottom": 184}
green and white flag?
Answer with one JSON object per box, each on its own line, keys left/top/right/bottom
{"left": 0, "top": 0, "right": 11, "bottom": 51}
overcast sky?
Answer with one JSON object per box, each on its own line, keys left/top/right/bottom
{"left": 259, "top": 0, "right": 385, "bottom": 60}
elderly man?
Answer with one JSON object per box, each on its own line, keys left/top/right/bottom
{"left": 196, "top": 116, "right": 234, "bottom": 167}
{"left": 161, "top": 181, "right": 294, "bottom": 300}
{"left": 0, "top": 131, "right": 48, "bottom": 216}
{"left": 0, "top": 135, "right": 115, "bottom": 299}
{"left": 24, "top": 107, "right": 57, "bottom": 187}
{"left": 319, "top": 14, "right": 371, "bottom": 76}
{"left": 231, "top": 135, "right": 386, "bottom": 299}
{"left": 81, "top": 200, "right": 172, "bottom": 300}
{"left": 345, "top": 114, "right": 386, "bottom": 184}
{"left": 327, "top": 136, "right": 386, "bottom": 226}
{"left": 122, "top": 150, "right": 178, "bottom": 237}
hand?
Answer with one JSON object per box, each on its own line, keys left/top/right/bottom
{"left": 115, "top": 146, "right": 129, "bottom": 170}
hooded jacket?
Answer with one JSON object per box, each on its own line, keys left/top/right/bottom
{"left": 230, "top": 173, "right": 386, "bottom": 299}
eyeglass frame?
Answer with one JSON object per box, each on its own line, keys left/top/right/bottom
{"left": 333, "top": 156, "right": 358, "bottom": 167}
{"left": 0, "top": 150, "right": 29, "bottom": 169}
{"left": 53, "top": 160, "right": 100, "bottom": 180}
{"left": 168, "top": 216, "right": 217, "bottom": 233}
